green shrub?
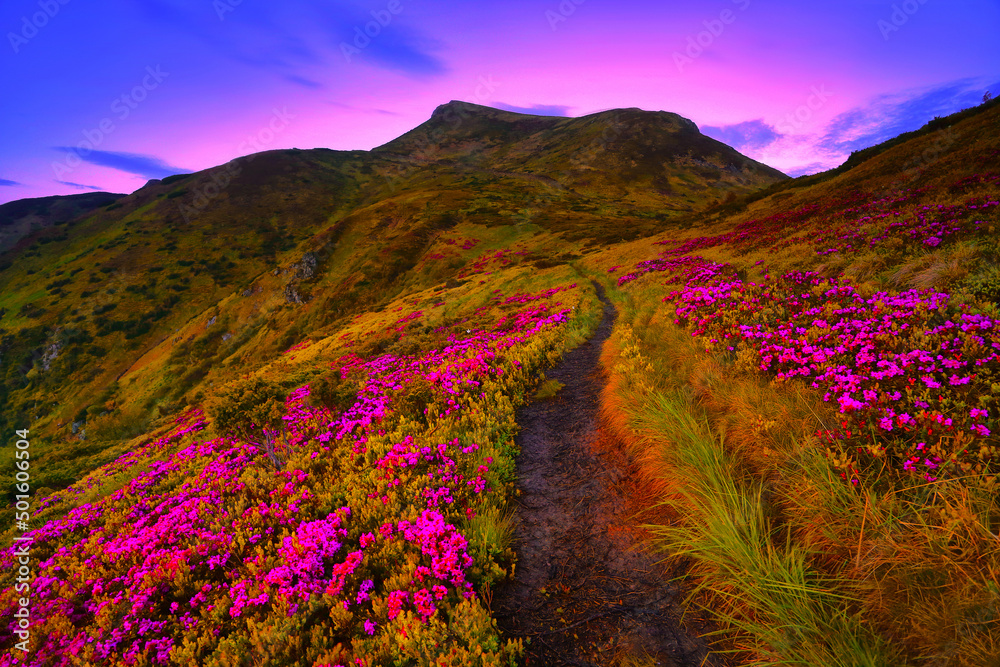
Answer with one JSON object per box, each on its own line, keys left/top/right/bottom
{"left": 307, "top": 372, "right": 358, "bottom": 414}
{"left": 963, "top": 266, "right": 1000, "bottom": 302}
{"left": 206, "top": 377, "right": 288, "bottom": 467}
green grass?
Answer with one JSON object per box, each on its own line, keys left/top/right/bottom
{"left": 635, "top": 390, "right": 896, "bottom": 666}
{"left": 533, "top": 378, "right": 564, "bottom": 400}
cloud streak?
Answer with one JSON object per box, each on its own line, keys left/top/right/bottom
{"left": 0, "top": 179, "right": 21, "bottom": 186}
{"left": 711, "top": 77, "right": 998, "bottom": 178}
{"left": 817, "top": 78, "right": 996, "bottom": 157}
{"left": 701, "top": 119, "right": 782, "bottom": 152}
{"left": 55, "top": 180, "right": 105, "bottom": 191}
{"left": 492, "top": 103, "right": 571, "bottom": 116}
{"left": 52, "top": 148, "right": 187, "bottom": 180}
{"left": 331, "top": 5, "right": 447, "bottom": 78}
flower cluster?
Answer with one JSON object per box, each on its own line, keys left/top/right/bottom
{"left": 0, "top": 281, "right": 579, "bottom": 665}
{"left": 647, "top": 266, "right": 999, "bottom": 483}
{"left": 632, "top": 172, "right": 999, "bottom": 262}
{"left": 615, "top": 175, "right": 1000, "bottom": 487}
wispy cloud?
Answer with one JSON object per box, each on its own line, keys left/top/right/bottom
{"left": 138, "top": 0, "right": 446, "bottom": 82}
{"left": 701, "top": 119, "right": 782, "bottom": 152}
{"left": 784, "top": 162, "right": 828, "bottom": 178}
{"left": 56, "top": 180, "right": 105, "bottom": 191}
{"left": 136, "top": 1, "right": 325, "bottom": 85}
{"left": 330, "top": 10, "right": 447, "bottom": 78}
{"left": 492, "top": 103, "right": 571, "bottom": 116}
{"left": 0, "top": 179, "right": 21, "bottom": 186}
{"left": 284, "top": 74, "right": 323, "bottom": 89}
{"left": 720, "top": 77, "right": 998, "bottom": 179}
{"left": 817, "top": 78, "right": 995, "bottom": 157}
{"left": 52, "top": 148, "right": 187, "bottom": 180}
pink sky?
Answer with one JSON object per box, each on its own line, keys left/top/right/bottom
{"left": 1, "top": 0, "right": 997, "bottom": 203}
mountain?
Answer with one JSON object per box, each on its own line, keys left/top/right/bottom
{"left": 0, "top": 191, "right": 125, "bottom": 253}
{"left": 0, "top": 102, "right": 786, "bottom": 487}
{"left": 374, "top": 100, "right": 787, "bottom": 220}
{"left": 0, "top": 97, "right": 998, "bottom": 666}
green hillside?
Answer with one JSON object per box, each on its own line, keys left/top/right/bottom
{"left": 0, "top": 102, "right": 785, "bottom": 496}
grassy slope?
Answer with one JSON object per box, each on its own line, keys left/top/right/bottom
{"left": 584, "top": 100, "right": 1000, "bottom": 665}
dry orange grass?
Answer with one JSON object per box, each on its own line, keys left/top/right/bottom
{"left": 592, "top": 284, "right": 1000, "bottom": 666}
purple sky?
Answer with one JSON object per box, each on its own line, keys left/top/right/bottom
{"left": 1, "top": 0, "right": 997, "bottom": 204}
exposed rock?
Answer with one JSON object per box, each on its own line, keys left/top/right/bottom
{"left": 41, "top": 338, "right": 63, "bottom": 372}
{"left": 292, "top": 252, "right": 318, "bottom": 280}
{"left": 284, "top": 284, "right": 303, "bottom": 304}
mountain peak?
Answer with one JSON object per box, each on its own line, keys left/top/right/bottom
{"left": 429, "top": 100, "right": 544, "bottom": 121}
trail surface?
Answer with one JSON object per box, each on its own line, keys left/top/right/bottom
{"left": 494, "top": 282, "right": 714, "bottom": 666}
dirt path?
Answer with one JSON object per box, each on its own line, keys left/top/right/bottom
{"left": 494, "top": 282, "right": 714, "bottom": 667}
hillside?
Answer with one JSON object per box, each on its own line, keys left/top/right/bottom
{"left": 0, "top": 102, "right": 785, "bottom": 486}
{"left": 1, "top": 97, "right": 998, "bottom": 666}
{"left": 0, "top": 192, "right": 125, "bottom": 254}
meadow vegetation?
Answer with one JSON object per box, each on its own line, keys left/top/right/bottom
{"left": 589, "top": 99, "right": 1000, "bottom": 665}
{"left": 0, "top": 97, "right": 997, "bottom": 665}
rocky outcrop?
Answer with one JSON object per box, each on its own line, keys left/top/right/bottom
{"left": 284, "top": 284, "right": 304, "bottom": 304}
{"left": 292, "top": 252, "right": 318, "bottom": 280}
{"left": 41, "top": 338, "right": 63, "bottom": 372}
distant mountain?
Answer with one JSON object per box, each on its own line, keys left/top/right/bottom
{"left": 375, "top": 100, "right": 786, "bottom": 204}
{"left": 0, "top": 101, "right": 789, "bottom": 463}
{"left": 0, "top": 191, "right": 125, "bottom": 252}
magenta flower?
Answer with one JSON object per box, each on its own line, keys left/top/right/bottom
{"left": 387, "top": 590, "right": 408, "bottom": 620}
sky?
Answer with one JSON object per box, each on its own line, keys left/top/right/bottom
{"left": 0, "top": 0, "right": 997, "bottom": 204}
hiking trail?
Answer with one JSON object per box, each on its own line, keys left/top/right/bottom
{"left": 494, "top": 282, "right": 716, "bottom": 666}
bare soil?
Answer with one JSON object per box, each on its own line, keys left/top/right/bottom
{"left": 493, "top": 283, "right": 718, "bottom": 666}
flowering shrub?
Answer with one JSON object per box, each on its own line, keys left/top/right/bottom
{"left": 0, "top": 281, "right": 582, "bottom": 665}
{"left": 615, "top": 179, "right": 1000, "bottom": 488}
{"left": 622, "top": 173, "right": 999, "bottom": 266}
{"left": 667, "top": 271, "right": 999, "bottom": 485}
